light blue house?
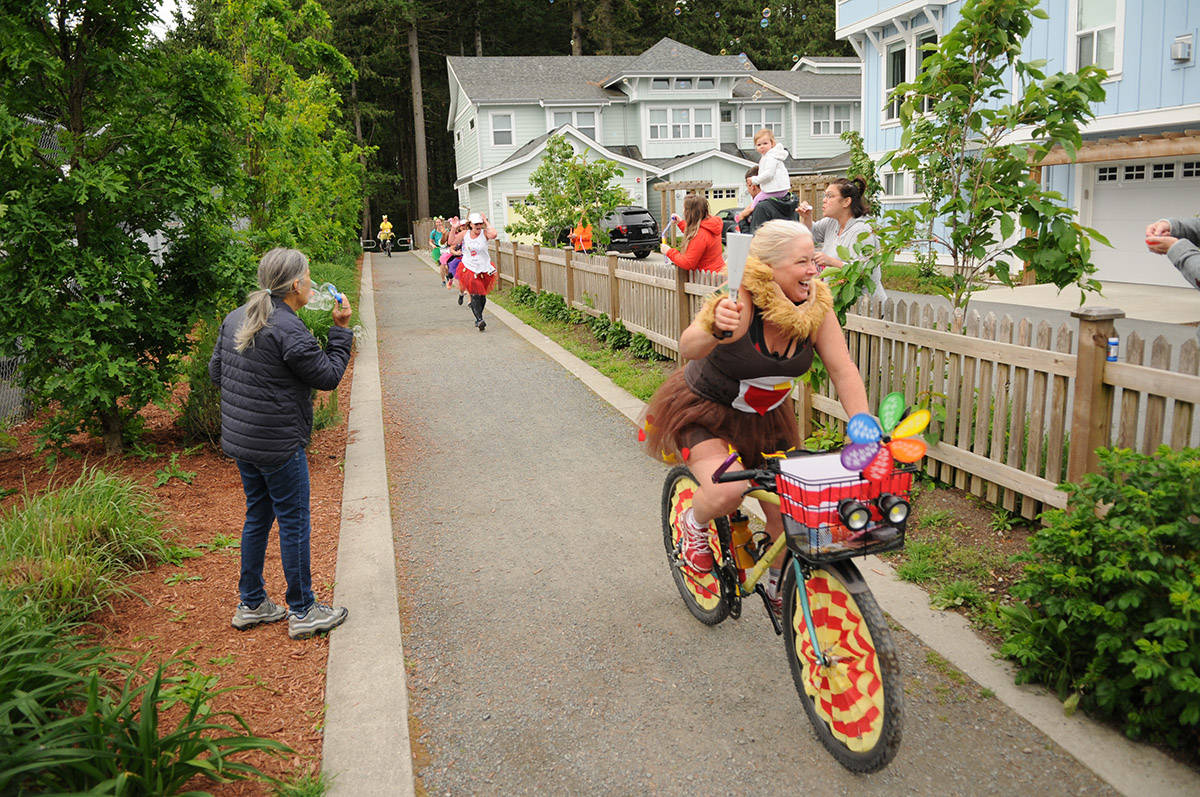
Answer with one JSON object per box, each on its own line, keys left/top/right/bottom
{"left": 445, "top": 39, "right": 861, "bottom": 237}
{"left": 837, "top": 0, "right": 1200, "bottom": 288}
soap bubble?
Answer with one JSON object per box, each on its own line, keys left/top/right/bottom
{"left": 792, "top": 54, "right": 800, "bottom": 63}
{"left": 352, "top": 324, "right": 371, "bottom": 342}
{"left": 801, "top": 13, "right": 807, "bottom": 20}
{"left": 762, "top": 7, "right": 771, "bottom": 17}
{"left": 714, "top": 11, "right": 720, "bottom": 18}
{"left": 719, "top": 48, "right": 727, "bottom": 55}
{"left": 760, "top": 18, "right": 769, "bottom": 28}
{"left": 673, "top": 6, "right": 681, "bottom": 15}
{"left": 670, "top": 46, "right": 679, "bottom": 56}
{"left": 752, "top": 90, "right": 762, "bottom": 101}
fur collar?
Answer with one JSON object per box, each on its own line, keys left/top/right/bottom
{"left": 697, "top": 256, "right": 832, "bottom": 340}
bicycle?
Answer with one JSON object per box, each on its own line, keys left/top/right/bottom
{"left": 379, "top": 231, "right": 394, "bottom": 257}
{"left": 660, "top": 414, "right": 922, "bottom": 772}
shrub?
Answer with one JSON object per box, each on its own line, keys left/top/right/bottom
{"left": 588, "top": 313, "right": 612, "bottom": 339}
{"left": 629, "top": 332, "right": 657, "bottom": 360}
{"left": 565, "top": 307, "right": 586, "bottom": 326}
{"left": 0, "top": 469, "right": 174, "bottom": 621}
{"left": 510, "top": 283, "right": 536, "bottom": 305}
{"left": 0, "top": 590, "right": 287, "bottom": 794}
{"left": 1000, "top": 446, "right": 1200, "bottom": 747}
{"left": 180, "top": 315, "right": 224, "bottom": 447}
{"left": 313, "top": 390, "right": 341, "bottom": 431}
{"left": 604, "top": 319, "right": 631, "bottom": 350}
{"left": 533, "top": 290, "right": 570, "bottom": 323}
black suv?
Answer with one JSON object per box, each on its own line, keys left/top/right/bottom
{"left": 716, "top": 207, "right": 745, "bottom": 244}
{"left": 556, "top": 206, "right": 660, "bottom": 258}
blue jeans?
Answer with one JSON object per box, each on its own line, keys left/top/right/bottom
{"left": 236, "top": 448, "right": 314, "bottom": 614}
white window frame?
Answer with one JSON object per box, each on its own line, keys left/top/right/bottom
{"left": 742, "top": 105, "right": 784, "bottom": 140}
{"left": 720, "top": 108, "right": 733, "bottom": 123}
{"left": 883, "top": 40, "right": 907, "bottom": 123}
{"left": 1182, "top": 160, "right": 1200, "bottom": 179}
{"left": 651, "top": 77, "right": 670, "bottom": 90}
{"left": 1069, "top": 0, "right": 1124, "bottom": 79}
{"left": 883, "top": 171, "right": 908, "bottom": 198}
{"left": 914, "top": 30, "right": 939, "bottom": 114}
{"left": 649, "top": 105, "right": 716, "bottom": 142}
{"left": 697, "top": 77, "right": 715, "bottom": 89}
{"left": 490, "top": 112, "right": 514, "bottom": 147}
{"left": 811, "top": 103, "right": 853, "bottom": 137}
{"left": 548, "top": 109, "right": 599, "bottom": 140}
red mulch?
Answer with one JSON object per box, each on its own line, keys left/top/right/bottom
{"left": 0, "top": 359, "right": 354, "bottom": 796}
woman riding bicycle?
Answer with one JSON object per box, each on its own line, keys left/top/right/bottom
{"left": 641, "top": 220, "right": 869, "bottom": 609}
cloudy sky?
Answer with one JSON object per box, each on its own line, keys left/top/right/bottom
{"left": 150, "top": 0, "right": 188, "bottom": 38}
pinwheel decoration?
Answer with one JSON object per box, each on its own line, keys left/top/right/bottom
{"left": 839, "top": 391, "right": 930, "bottom": 481}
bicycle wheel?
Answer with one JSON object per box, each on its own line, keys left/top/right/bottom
{"left": 781, "top": 559, "right": 902, "bottom": 772}
{"left": 661, "top": 465, "right": 731, "bottom": 625}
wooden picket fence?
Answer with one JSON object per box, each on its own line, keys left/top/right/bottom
{"left": 411, "top": 233, "right": 1200, "bottom": 521}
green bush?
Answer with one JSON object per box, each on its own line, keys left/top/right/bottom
{"left": 533, "top": 290, "right": 570, "bottom": 323}
{"left": 510, "top": 283, "right": 536, "bottom": 305}
{"left": 0, "top": 469, "right": 174, "bottom": 621}
{"left": 0, "top": 590, "right": 286, "bottom": 794}
{"left": 1000, "top": 446, "right": 1200, "bottom": 747}
{"left": 629, "top": 332, "right": 658, "bottom": 360}
{"left": 565, "top": 307, "right": 586, "bottom": 326}
{"left": 604, "top": 319, "right": 631, "bottom": 350}
{"left": 179, "top": 315, "right": 224, "bottom": 447}
{"left": 588, "top": 313, "right": 612, "bottom": 339}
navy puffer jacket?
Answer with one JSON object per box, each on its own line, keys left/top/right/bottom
{"left": 209, "top": 298, "right": 353, "bottom": 468}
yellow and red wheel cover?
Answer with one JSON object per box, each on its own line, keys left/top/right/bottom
{"left": 669, "top": 477, "right": 723, "bottom": 611}
{"left": 792, "top": 569, "right": 885, "bottom": 751}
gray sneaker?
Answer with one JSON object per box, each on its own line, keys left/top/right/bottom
{"left": 231, "top": 598, "right": 288, "bottom": 630}
{"left": 288, "top": 602, "right": 349, "bottom": 640}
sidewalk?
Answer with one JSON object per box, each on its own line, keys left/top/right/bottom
{"left": 321, "top": 250, "right": 1200, "bottom": 796}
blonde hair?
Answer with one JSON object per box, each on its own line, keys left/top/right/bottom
{"left": 234, "top": 248, "right": 309, "bottom": 353}
{"left": 753, "top": 128, "right": 776, "bottom": 145}
{"left": 680, "top": 194, "right": 710, "bottom": 251}
{"left": 749, "top": 219, "right": 812, "bottom": 266}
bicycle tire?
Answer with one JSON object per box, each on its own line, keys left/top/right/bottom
{"left": 781, "top": 559, "right": 903, "bottom": 772}
{"left": 661, "top": 465, "right": 731, "bottom": 625}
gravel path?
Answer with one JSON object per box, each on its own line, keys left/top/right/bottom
{"left": 374, "top": 252, "right": 1115, "bottom": 795}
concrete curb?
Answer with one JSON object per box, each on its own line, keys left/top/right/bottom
{"left": 478, "top": 271, "right": 1200, "bottom": 797}
{"left": 322, "top": 254, "right": 415, "bottom": 796}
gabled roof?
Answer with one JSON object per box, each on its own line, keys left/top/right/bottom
{"left": 644, "top": 148, "right": 756, "bottom": 174}
{"left": 750, "top": 71, "right": 861, "bottom": 100}
{"left": 599, "top": 37, "right": 751, "bottom": 86}
{"left": 730, "top": 78, "right": 789, "bottom": 102}
{"left": 453, "top": 124, "right": 660, "bottom": 189}
{"left": 790, "top": 56, "right": 861, "bottom": 73}
{"left": 447, "top": 54, "right": 632, "bottom": 104}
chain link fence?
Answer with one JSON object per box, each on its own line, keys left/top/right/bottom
{"left": 0, "top": 356, "right": 27, "bottom": 426}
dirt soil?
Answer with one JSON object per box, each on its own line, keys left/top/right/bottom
{"left": 0, "top": 364, "right": 354, "bottom": 795}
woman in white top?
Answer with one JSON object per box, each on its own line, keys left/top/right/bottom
{"left": 799, "top": 177, "right": 888, "bottom": 303}
{"left": 456, "top": 212, "right": 499, "bottom": 331}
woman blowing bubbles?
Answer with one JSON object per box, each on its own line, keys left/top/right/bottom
{"left": 209, "top": 248, "right": 352, "bottom": 640}
{"left": 640, "top": 221, "right": 869, "bottom": 614}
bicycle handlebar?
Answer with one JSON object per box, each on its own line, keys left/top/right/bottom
{"left": 714, "top": 468, "right": 766, "bottom": 483}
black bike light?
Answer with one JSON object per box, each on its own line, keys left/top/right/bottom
{"left": 838, "top": 499, "right": 871, "bottom": 531}
{"left": 878, "top": 493, "right": 910, "bottom": 525}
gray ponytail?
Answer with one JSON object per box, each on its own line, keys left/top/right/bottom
{"left": 234, "top": 247, "right": 309, "bottom": 352}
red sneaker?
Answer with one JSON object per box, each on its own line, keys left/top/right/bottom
{"left": 677, "top": 513, "right": 715, "bottom": 573}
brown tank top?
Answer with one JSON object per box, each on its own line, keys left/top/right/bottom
{"left": 684, "top": 306, "right": 814, "bottom": 415}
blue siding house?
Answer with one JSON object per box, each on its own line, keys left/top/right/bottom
{"left": 837, "top": 0, "right": 1200, "bottom": 288}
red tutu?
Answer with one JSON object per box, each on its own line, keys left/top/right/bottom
{"left": 457, "top": 264, "right": 497, "bottom": 295}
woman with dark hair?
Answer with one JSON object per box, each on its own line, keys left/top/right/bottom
{"left": 209, "top": 247, "right": 352, "bottom": 640}
{"left": 660, "top": 194, "right": 725, "bottom": 272}
{"left": 799, "top": 176, "right": 887, "bottom": 302}
{"left": 639, "top": 220, "right": 869, "bottom": 615}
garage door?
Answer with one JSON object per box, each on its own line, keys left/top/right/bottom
{"left": 1087, "top": 159, "right": 1199, "bottom": 288}
{"left": 704, "top": 187, "right": 741, "bottom": 213}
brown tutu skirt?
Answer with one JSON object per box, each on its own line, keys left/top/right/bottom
{"left": 639, "top": 369, "right": 799, "bottom": 468}
{"left": 457, "top": 265, "right": 497, "bottom": 295}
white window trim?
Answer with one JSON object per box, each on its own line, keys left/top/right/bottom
{"left": 1068, "top": 0, "right": 1124, "bottom": 80}
{"left": 489, "top": 111, "right": 515, "bottom": 148}
{"left": 740, "top": 105, "right": 785, "bottom": 143}
{"left": 546, "top": 109, "right": 601, "bottom": 141}
{"left": 880, "top": 26, "right": 938, "bottom": 128}
{"left": 811, "top": 103, "right": 854, "bottom": 137}
{"left": 646, "top": 104, "right": 718, "bottom": 143}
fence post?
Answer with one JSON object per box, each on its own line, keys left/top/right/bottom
{"left": 607, "top": 253, "right": 620, "bottom": 319}
{"left": 796, "top": 381, "right": 813, "bottom": 442}
{"left": 533, "top": 244, "right": 542, "bottom": 292}
{"left": 564, "top": 248, "right": 575, "bottom": 308}
{"left": 675, "top": 266, "right": 688, "bottom": 364}
{"left": 1066, "top": 307, "right": 1125, "bottom": 484}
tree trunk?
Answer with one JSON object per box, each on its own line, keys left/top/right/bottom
{"left": 571, "top": 4, "right": 583, "bottom": 55}
{"left": 101, "top": 405, "right": 123, "bottom": 455}
{"left": 409, "top": 24, "right": 430, "bottom": 220}
{"left": 352, "top": 78, "right": 370, "bottom": 240}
